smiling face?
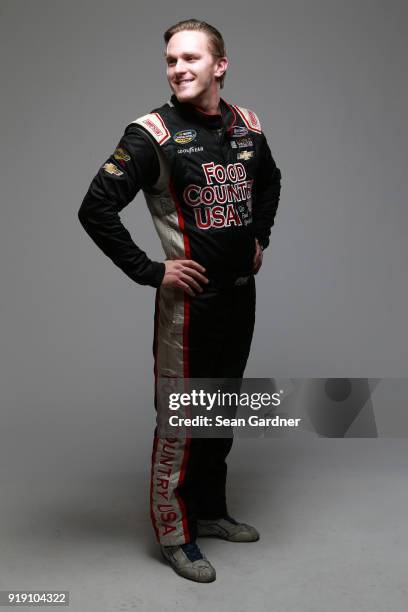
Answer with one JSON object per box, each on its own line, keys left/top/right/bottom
{"left": 165, "top": 30, "right": 228, "bottom": 106}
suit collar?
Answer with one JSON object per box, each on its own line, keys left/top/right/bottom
{"left": 170, "top": 94, "right": 236, "bottom": 131}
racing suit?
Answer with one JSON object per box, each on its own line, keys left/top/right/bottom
{"left": 78, "top": 94, "right": 281, "bottom": 545}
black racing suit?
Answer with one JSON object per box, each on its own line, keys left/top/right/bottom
{"left": 78, "top": 94, "right": 281, "bottom": 545}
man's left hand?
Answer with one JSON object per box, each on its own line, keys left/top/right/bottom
{"left": 252, "top": 239, "right": 263, "bottom": 275}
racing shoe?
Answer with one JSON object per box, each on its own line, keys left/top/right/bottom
{"left": 160, "top": 542, "right": 216, "bottom": 583}
{"left": 197, "top": 515, "right": 260, "bottom": 542}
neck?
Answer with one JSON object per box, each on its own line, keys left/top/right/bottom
{"left": 194, "top": 97, "right": 221, "bottom": 115}
{"left": 190, "top": 85, "right": 221, "bottom": 115}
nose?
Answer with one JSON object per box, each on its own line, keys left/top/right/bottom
{"left": 174, "top": 59, "right": 187, "bottom": 74}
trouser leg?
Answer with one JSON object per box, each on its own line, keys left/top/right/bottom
{"left": 150, "top": 279, "right": 255, "bottom": 544}
{"left": 192, "top": 279, "right": 256, "bottom": 520}
{"left": 150, "top": 286, "right": 195, "bottom": 545}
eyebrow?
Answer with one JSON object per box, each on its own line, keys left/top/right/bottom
{"left": 164, "top": 52, "right": 201, "bottom": 59}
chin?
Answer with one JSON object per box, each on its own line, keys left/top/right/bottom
{"left": 178, "top": 92, "right": 201, "bottom": 106}
{"left": 175, "top": 90, "right": 193, "bottom": 101}
{"left": 171, "top": 85, "right": 199, "bottom": 103}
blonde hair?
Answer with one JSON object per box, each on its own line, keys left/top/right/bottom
{"left": 164, "top": 19, "right": 227, "bottom": 89}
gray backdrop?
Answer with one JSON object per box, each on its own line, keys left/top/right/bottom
{"left": 1, "top": 1, "right": 407, "bottom": 610}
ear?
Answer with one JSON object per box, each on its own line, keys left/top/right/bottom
{"left": 214, "top": 56, "right": 228, "bottom": 78}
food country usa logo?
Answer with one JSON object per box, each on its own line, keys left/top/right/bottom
{"left": 183, "top": 162, "right": 253, "bottom": 230}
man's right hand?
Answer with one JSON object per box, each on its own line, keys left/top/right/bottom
{"left": 161, "top": 260, "right": 209, "bottom": 296}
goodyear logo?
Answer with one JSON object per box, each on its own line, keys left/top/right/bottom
{"left": 173, "top": 129, "right": 197, "bottom": 144}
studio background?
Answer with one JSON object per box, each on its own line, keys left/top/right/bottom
{"left": 1, "top": 1, "right": 407, "bottom": 610}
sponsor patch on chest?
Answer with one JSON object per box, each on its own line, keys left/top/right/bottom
{"left": 230, "top": 137, "right": 254, "bottom": 149}
{"left": 177, "top": 145, "right": 204, "bottom": 154}
{"left": 183, "top": 161, "right": 254, "bottom": 230}
{"left": 237, "top": 150, "right": 254, "bottom": 161}
{"left": 231, "top": 125, "right": 248, "bottom": 137}
{"left": 237, "top": 137, "right": 253, "bottom": 148}
{"left": 173, "top": 129, "right": 197, "bottom": 144}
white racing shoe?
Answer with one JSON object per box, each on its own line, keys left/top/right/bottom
{"left": 197, "top": 516, "right": 260, "bottom": 542}
{"left": 160, "top": 542, "right": 216, "bottom": 583}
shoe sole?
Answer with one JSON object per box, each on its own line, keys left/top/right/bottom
{"left": 197, "top": 528, "right": 260, "bottom": 542}
{"left": 197, "top": 533, "right": 260, "bottom": 542}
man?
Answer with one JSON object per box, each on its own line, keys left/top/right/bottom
{"left": 78, "top": 19, "right": 281, "bottom": 582}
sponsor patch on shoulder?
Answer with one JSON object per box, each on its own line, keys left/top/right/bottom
{"left": 173, "top": 129, "right": 197, "bottom": 144}
{"left": 231, "top": 125, "right": 248, "bottom": 137}
{"left": 233, "top": 106, "right": 262, "bottom": 133}
{"left": 103, "top": 162, "right": 123, "bottom": 176}
{"left": 132, "top": 113, "right": 171, "bottom": 145}
{"left": 237, "top": 150, "right": 254, "bottom": 161}
{"left": 113, "top": 147, "right": 131, "bottom": 162}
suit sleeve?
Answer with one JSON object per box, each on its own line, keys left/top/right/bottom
{"left": 78, "top": 125, "right": 165, "bottom": 288}
{"left": 253, "top": 133, "right": 282, "bottom": 250}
